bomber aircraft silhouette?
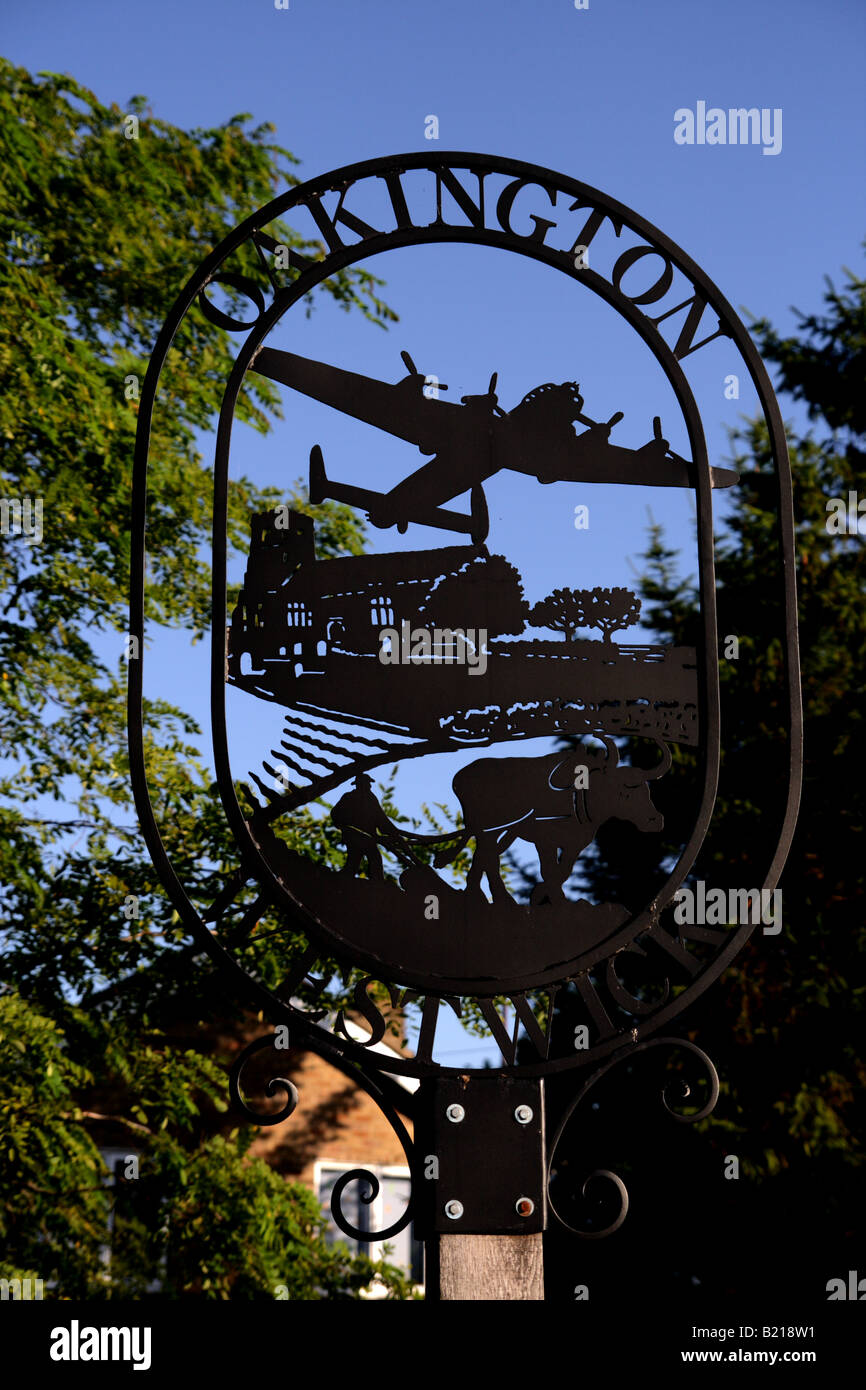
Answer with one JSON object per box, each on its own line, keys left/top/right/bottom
{"left": 252, "top": 346, "right": 738, "bottom": 545}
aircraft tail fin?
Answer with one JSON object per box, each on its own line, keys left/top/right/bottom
{"left": 309, "top": 444, "right": 328, "bottom": 504}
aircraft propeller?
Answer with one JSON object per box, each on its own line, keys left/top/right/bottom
{"left": 400, "top": 349, "right": 448, "bottom": 392}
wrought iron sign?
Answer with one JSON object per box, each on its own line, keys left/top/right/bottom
{"left": 129, "top": 152, "right": 801, "bottom": 1247}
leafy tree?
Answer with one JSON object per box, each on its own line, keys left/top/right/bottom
{"left": 538, "top": 257, "right": 866, "bottom": 1302}
{"left": 0, "top": 992, "right": 108, "bottom": 1297}
{"left": 0, "top": 60, "right": 409, "bottom": 1298}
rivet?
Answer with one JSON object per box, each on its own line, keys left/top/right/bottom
{"left": 515, "top": 1197, "right": 535, "bottom": 1217}
{"left": 445, "top": 1199, "right": 464, "bottom": 1220}
{"left": 514, "top": 1104, "right": 534, "bottom": 1124}
{"left": 446, "top": 1103, "right": 465, "bottom": 1123}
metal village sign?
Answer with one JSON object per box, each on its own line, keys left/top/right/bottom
{"left": 129, "top": 153, "right": 801, "bottom": 1275}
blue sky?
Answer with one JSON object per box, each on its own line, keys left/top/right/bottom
{"left": 6, "top": 0, "right": 864, "bottom": 1064}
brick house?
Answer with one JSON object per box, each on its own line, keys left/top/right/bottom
{"left": 240, "top": 1019, "right": 423, "bottom": 1283}
{"left": 87, "top": 997, "right": 424, "bottom": 1289}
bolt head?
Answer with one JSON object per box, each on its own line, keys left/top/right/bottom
{"left": 514, "top": 1104, "right": 534, "bottom": 1124}
{"left": 515, "top": 1197, "right": 535, "bottom": 1217}
{"left": 445, "top": 1103, "right": 465, "bottom": 1123}
{"left": 444, "top": 1199, "right": 464, "bottom": 1220}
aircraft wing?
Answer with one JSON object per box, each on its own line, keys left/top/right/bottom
{"left": 586, "top": 445, "right": 740, "bottom": 488}
{"left": 512, "top": 426, "right": 739, "bottom": 490}
{"left": 251, "top": 346, "right": 466, "bottom": 453}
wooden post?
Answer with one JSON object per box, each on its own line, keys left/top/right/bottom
{"left": 437, "top": 1234, "right": 544, "bottom": 1300}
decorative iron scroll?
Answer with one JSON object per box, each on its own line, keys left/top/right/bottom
{"left": 546, "top": 1036, "right": 720, "bottom": 1238}
{"left": 229, "top": 1031, "right": 417, "bottom": 1243}
{"left": 229, "top": 1033, "right": 299, "bottom": 1125}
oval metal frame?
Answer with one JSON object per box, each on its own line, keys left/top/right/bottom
{"left": 129, "top": 150, "right": 802, "bottom": 1078}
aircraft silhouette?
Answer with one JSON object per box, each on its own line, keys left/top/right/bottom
{"left": 252, "top": 346, "right": 738, "bottom": 545}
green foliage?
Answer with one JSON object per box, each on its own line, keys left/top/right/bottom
{"left": 0, "top": 992, "right": 411, "bottom": 1299}
{"left": 0, "top": 61, "right": 408, "bottom": 1299}
{"left": 0, "top": 993, "right": 109, "bottom": 1297}
{"left": 109, "top": 1130, "right": 416, "bottom": 1301}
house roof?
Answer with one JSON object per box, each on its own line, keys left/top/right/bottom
{"left": 284, "top": 544, "right": 484, "bottom": 597}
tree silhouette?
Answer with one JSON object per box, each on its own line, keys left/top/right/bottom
{"left": 583, "top": 586, "right": 642, "bottom": 642}
{"left": 529, "top": 585, "right": 641, "bottom": 642}
{"left": 422, "top": 553, "right": 527, "bottom": 637}
{"left": 528, "top": 587, "right": 589, "bottom": 640}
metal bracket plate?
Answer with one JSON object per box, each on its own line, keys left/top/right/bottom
{"left": 418, "top": 1075, "right": 546, "bottom": 1235}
